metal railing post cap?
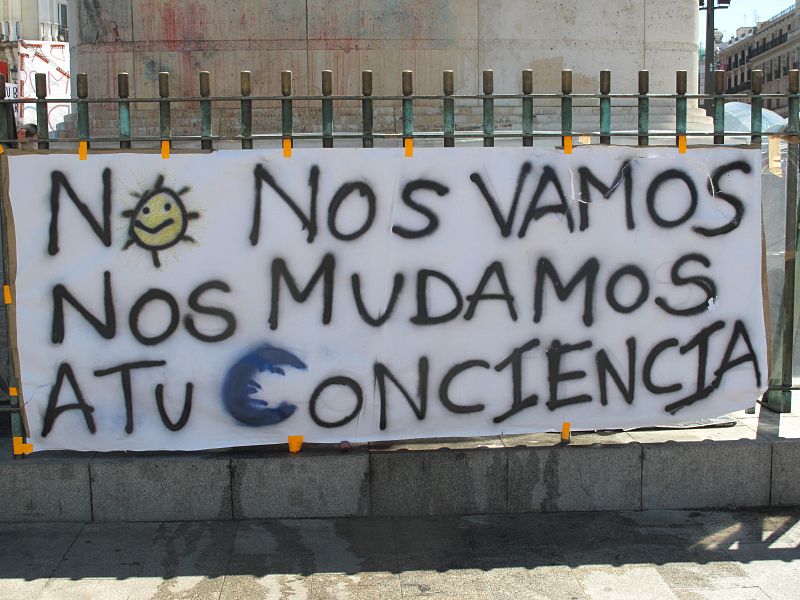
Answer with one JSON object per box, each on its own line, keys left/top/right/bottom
{"left": 443, "top": 70, "right": 454, "bottom": 95}
{"left": 561, "top": 69, "right": 572, "bottom": 94}
{"left": 158, "top": 72, "right": 169, "bottom": 97}
{"left": 483, "top": 69, "right": 493, "bottom": 94}
{"left": 322, "top": 70, "right": 333, "bottom": 95}
{"left": 281, "top": 71, "right": 292, "bottom": 95}
{"left": 402, "top": 70, "right": 413, "bottom": 95}
{"left": 361, "top": 70, "right": 373, "bottom": 96}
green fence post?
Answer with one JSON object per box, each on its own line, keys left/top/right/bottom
{"left": 676, "top": 70, "right": 687, "bottom": 147}
{"left": 713, "top": 70, "right": 725, "bottom": 145}
{"left": 281, "top": 70, "right": 292, "bottom": 149}
{"left": 118, "top": 72, "right": 131, "bottom": 149}
{"left": 240, "top": 71, "right": 252, "bottom": 150}
{"left": 35, "top": 73, "right": 49, "bottom": 149}
{"left": 322, "top": 70, "right": 333, "bottom": 148}
{"left": 0, "top": 109, "right": 25, "bottom": 455}
{"left": 0, "top": 74, "right": 9, "bottom": 144}
{"left": 199, "top": 70, "right": 212, "bottom": 150}
{"left": 483, "top": 69, "right": 494, "bottom": 147}
{"left": 402, "top": 70, "right": 413, "bottom": 146}
{"left": 443, "top": 70, "right": 454, "bottom": 148}
{"left": 750, "top": 70, "right": 763, "bottom": 145}
{"left": 638, "top": 70, "right": 649, "bottom": 147}
{"left": 159, "top": 72, "right": 171, "bottom": 146}
{"left": 561, "top": 69, "right": 572, "bottom": 150}
{"left": 764, "top": 70, "right": 799, "bottom": 413}
{"left": 76, "top": 73, "right": 89, "bottom": 148}
{"left": 522, "top": 69, "right": 533, "bottom": 147}
{"left": 599, "top": 70, "right": 610, "bottom": 145}
{"left": 362, "top": 70, "right": 373, "bottom": 149}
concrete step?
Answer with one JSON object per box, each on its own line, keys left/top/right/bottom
{"left": 1, "top": 405, "right": 797, "bottom": 522}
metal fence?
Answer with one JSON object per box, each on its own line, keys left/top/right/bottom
{"left": 0, "top": 66, "right": 797, "bottom": 456}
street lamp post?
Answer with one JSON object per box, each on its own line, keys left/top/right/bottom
{"left": 700, "top": 0, "right": 731, "bottom": 114}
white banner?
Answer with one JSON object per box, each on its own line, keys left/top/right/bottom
{"left": 6, "top": 147, "right": 766, "bottom": 451}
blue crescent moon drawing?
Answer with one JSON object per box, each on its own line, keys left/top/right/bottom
{"left": 222, "top": 344, "right": 307, "bottom": 426}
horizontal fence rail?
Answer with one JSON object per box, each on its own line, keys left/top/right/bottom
{"left": 0, "top": 68, "right": 796, "bottom": 149}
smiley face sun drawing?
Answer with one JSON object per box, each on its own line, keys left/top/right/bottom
{"left": 122, "top": 175, "right": 199, "bottom": 267}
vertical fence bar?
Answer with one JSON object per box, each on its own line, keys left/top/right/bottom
{"left": 402, "top": 70, "right": 413, "bottom": 146}
{"left": 76, "top": 73, "right": 89, "bottom": 149}
{"left": 638, "top": 70, "right": 649, "bottom": 147}
{"left": 240, "top": 71, "right": 252, "bottom": 150}
{"left": 483, "top": 69, "right": 494, "bottom": 147}
{"left": 443, "top": 70, "right": 454, "bottom": 147}
{"left": 35, "top": 73, "right": 49, "bottom": 149}
{"left": 159, "top": 72, "right": 171, "bottom": 146}
{"left": 118, "top": 73, "right": 131, "bottom": 149}
{"left": 322, "top": 70, "right": 333, "bottom": 148}
{"left": 0, "top": 74, "right": 17, "bottom": 452}
{"left": 362, "top": 70, "right": 373, "bottom": 148}
{"left": 765, "top": 70, "right": 800, "bottom": 413}
{"left": 713, "top": 70, "right": 725, "bottom": 145}
{"left": 281, "top": 70, "right": 292, "bottom": 148}
{"left": 599, "top": 70, "right": 610, "bottom": 145}
{"left": 750, "top": 70, "right": 763, "bottom": 145}
{"left": 522, "top": 69, "right": 533, "bottom": 147}
{"left": 199, "top": 71, "right": 212, "bottom": 150}
{"left": 676, "top": 70, "right": 687, "bottom": 147}
{"left": 784, "top": 70, "right": 800, "bottom": 412}
{"left": 0, "top": 74, "right": 9, "bottom": 144}
{"left": 561, "top": 70, "right": 572, "bottom": 151}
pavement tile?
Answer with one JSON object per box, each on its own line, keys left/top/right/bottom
{"left": 671, "top": 588, "right": 771, "bottom": 600}
{"left": 0, "top": 522, "right": 83, "bottom": 579}
{"left": 52, "top": 522, "right": 161, "bottom": 580}
{"left": 311, "top": 572, "right": 403, "bottom": 600}
{"left": 399, "top": 567, "right": 563, "bottom": 600}
{"left": 38, "top": 577, "right": 144, "bottom": 600}
{"left": 0, "top": 509, "right": 797, "bottom": 599}
{"left": 227, "top": 520, "right": 314, "bottom": 578}
{"left": 656, "top": 560, "right": 751, "bottom": 589}
{"left": 298, "top": 518, "right": 398, "bottom": 574}
{"left": 573, "top": 564, "right": 679, "bottom": 600}
{"left": 219, "top": 573, "right": 312, "bottom": 600}
{"left": 722, "top": 549, "right": 800, "bottom": 600}
{"left": 463, "top": 513, "right": 557, "bottom": 551}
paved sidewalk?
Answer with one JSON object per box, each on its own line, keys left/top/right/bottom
{"left": 0, "top": 509, "right": 798, "bottom": 599}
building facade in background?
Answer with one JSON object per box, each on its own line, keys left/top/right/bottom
{"left": 0, "top": 0, "right": 68, "bottom": 79}
{"left": 68, "top": 0, "right": 707, "bottom": 137}
{"left": 719, "top": 1, "right": 798, "bottom": 116}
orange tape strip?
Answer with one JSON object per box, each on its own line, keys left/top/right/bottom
{"left": 283, "top": 138, "right": 292, "bottom": 158}
{"left": 404, "top": 138, "right": 414, "bottom": 157}
{"left": 560, "top": 422, "right": 571, "bottom": 442}
{"left": 288, "top": 435, "right": 303, "bottom": 453}
{"left": 161, "top": 140, "right": 170, "bottom": 159}
{"left": 0, "top": 144, "right": 5, "bottom": 154}
{"left": 678, "top": 135, "right": 687, "bottom": 154}
{"left": 13, "top": 437, "right": 33, "bottom": 455}
{"left": 563, "top": 136, "right": 573, "bottom": 155}
{"left": 78, "top": 141, "right": 88, "bottom": 160}
{"left": 9, "top": 387, "right": 17, "bottom": 396}
{"left": 3, "top": 284, "right": 11, "bottom": 305}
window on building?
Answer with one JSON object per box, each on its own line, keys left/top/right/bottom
{"left": 57, "top": 2, "right": 68, "bottom": 42}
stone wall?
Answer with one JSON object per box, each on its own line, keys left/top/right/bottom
{"left": 67, "top": 0, "right": 704, "bottom": 137}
